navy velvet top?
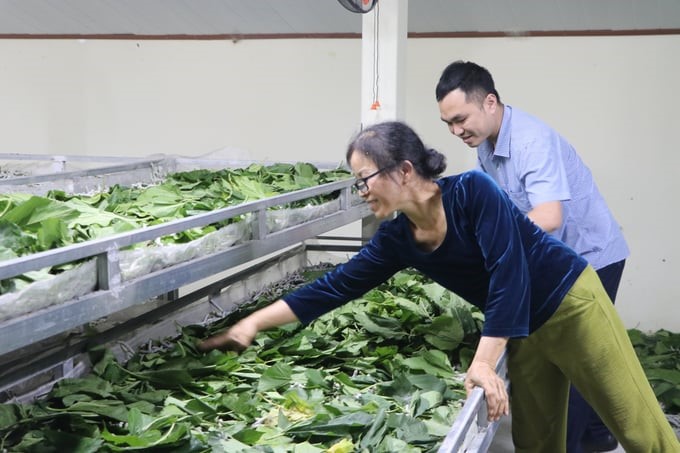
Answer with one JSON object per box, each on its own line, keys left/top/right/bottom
{"left": 284, "top": 171, "right": 588, "bottom": 338}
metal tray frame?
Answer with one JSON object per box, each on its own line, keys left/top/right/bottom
{"left": 0, "top": 157, "right": 370, "bottom": 357}
{"left": 437, "top": 351, "right": 510, "bottom": 453}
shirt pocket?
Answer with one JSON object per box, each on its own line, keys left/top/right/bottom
{"left": 505, "top": 187, "right": 532, "bottom": 214}
{"left": 488, "top": 159, "right": 532, "bottom": 213}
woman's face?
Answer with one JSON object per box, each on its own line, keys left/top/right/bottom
{"left": 349, "top": 151, "right": 400, "bottom": 219}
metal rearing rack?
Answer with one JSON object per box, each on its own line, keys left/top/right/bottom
{"left": 0, "top": 153, "right": 509, "bottom": 453}
{"left": 0, "top": 154, "right": 371, "bottom": 358}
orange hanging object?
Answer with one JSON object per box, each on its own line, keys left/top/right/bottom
{"left": 370, "top": 100, "right": 381, "bottom": 110}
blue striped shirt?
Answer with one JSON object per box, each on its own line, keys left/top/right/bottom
{"left": 477, "top": 105, "right": 629, "bottom": 270}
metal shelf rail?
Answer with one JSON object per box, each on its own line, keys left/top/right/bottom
{"left": 0, "top": 177, "right": 370, "bottom": 357}
{"left": 438, "top": 350, "right": 510, "bottom": 453}
{"left": 0, "top": 153, "right": 176, "bottom": 195}
{"left": 0, "top": 153, "right": 348, "bottom": 195}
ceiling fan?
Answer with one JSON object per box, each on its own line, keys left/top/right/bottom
{"left": 337, "top": 0, "right": 378, "bottom": 14}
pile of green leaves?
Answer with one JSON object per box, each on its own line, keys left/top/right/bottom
{"left": 0, "top": 163, "right": 350, "bottom": 294}
{"left": 0, "top": 269, "right": 483, "bottom": 452}
{"left": 628, "top": 328, "right": 680, "bottom": 413}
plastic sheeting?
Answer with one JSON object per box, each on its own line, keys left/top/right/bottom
{"left": 0, "top": 199, "right": 343, "bottom": 322}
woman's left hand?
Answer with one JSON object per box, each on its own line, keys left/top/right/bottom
{"left": 465, "top": 358, "right": 509, "bottom": 421}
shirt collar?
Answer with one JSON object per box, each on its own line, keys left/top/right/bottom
{"left": 480, "top": 104, "right": 512, "bottom": 158}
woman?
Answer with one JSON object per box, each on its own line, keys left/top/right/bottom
{"left": 199, "top": 121, "right": 678, "bottom": 452}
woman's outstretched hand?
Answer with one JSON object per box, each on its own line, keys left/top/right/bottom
{"left": 197, "top": 318, "right": 258, "bottom": 353}
{"left": 197, "top": 299, "right": 299, "bottom": 353}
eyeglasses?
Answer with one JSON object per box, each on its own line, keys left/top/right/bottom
{"left": 352, "top": 165, "right": 395, "bottom": 193}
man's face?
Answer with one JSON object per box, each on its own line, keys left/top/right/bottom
{"left": 438, "top": 89, "right": 498, "bottom": 148}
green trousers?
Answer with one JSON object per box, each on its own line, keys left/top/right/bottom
{"left": 507, "top": 265, "right": 679, "bottom": 453}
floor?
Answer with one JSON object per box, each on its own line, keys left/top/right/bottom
{"left": 488, "top": 414, "right": 626, "bottom": 453}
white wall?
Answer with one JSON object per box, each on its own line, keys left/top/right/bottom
{"left": 0, "top": 39, "right": 362, "bottom": 162}
{"left": 0, "top": 35, "right": 678, "bottom": 331}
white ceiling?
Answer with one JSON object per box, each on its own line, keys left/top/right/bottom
{"left": 0, "top": 0, "right": 679, "bottom": 37}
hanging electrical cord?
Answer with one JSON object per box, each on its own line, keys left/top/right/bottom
{"left": 370, "top": 1, "right": 381, "bottom": 111}
{"left": 337, "top": 0, "right": 381, "bottom": 129}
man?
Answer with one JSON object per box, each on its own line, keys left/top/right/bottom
{"left": 436, "top": 60, "right": 630, "bottom": 453}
